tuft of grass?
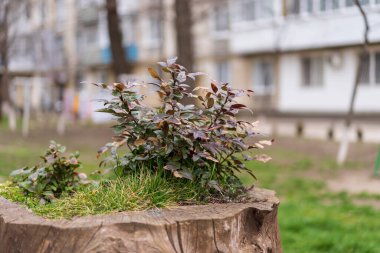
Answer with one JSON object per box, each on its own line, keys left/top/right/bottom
{"left": 0, "top": 170, "right": 203, "bottom": 219}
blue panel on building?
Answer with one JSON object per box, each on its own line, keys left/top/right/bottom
{"left": 101, "top": 47, "right": 111, "bottom": 64}
{"left": 101, "top": 44, "right": 138, "bottom": 64}
{"left": 126, "top": 43, "right": 138, "bottom": 62}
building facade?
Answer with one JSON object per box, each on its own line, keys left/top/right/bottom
{"left": 3, "top": 0, "right": 380, "bottom": 142}
{"left": 204, "top": 0, "right": 380, "bottom": 142}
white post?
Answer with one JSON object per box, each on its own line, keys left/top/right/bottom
{"left": 337, "top": 125, "right": 350, "bottom": 165}
{"left": 57, "top": 111, "right": 66, "bottom": 135}
{"left": 22, "top": 83, "right": 31, "bottom": 137}
{"left": 8, "top": 104, "right": 16, "bottom": 131}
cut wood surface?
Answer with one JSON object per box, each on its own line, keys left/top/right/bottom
{"left": 0, "top": 187, "right": 281, "bottom": 253}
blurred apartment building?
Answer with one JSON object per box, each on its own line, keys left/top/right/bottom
{"left": 2, "top": 0, "right": 380, "bottom": 142}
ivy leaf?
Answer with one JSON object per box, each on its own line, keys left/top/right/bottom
{"left": 148, "top": 67, "right": 161, "bottom": 80}
{"left": 164, "top": 164, "right": 179, "bottom": 171}
{"left": 167, "top": 56, "right": 178, "bottom": 66}
{"left": 192, "top": 86, "right": 209, "bottom": 92}
{"left": 243, "top": 154, "right": 253, "bottom": 161}
{"left": 177, "top": 71, "right": 187, "bottom": 82}
{"left": 211, "top": 82, "right": 218, "bottom": 93}
{"left": 97, "top": 146, "right": 108, "bottom": 158}
{"left": 158, "top": 61, "right": 168, "bottom": 67}
{"left": 230, "top": 104, "right": 247, "bottom": 109}
{"left": 207, "top": 98, "right": 214, "bottom": 108}
{"left": 114, "top": 83, "right": 125, "bottom": 92}
{"left": 193, "top": 130, "right": 207, "bottom": 140}
{"left": 173, "top": 170, "right": 193, "bottom": 180}
{"left": 187, "top": 72, "right": 205, "bottom": 80}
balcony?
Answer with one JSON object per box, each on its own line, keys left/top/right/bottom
{"left": 230, "top": 2, "right": 380, "bottom": 54}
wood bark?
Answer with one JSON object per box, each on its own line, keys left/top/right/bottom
{"left": 105, "top": 0, "right": 131, "bottom": 78}
{"left": 0, "top": 187, "right": 282, "bottom": 253}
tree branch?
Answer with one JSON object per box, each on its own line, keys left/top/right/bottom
{"left": 345, "top": 0, "right": 371, "bottom": 128}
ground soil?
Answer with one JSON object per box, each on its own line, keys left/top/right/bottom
{"left": 327, "top": 169, "right": 380, "bottom": 195}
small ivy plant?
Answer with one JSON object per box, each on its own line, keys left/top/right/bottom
{"left": 9, "top": 141, "right": 87, "bottom": 202}
{"left": 96, "top": 57, "right": 272, "bottom": 199}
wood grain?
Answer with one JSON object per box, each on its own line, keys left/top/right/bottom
{"left": 0, "top": 187, "right": 282, "bottom": 253}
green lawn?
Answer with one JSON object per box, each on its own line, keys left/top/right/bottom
{"left": 1, "top": 124, "right": 380, "bottom": 252}
{"left": 242, "top": 160, "right": 380, "bottom": 253}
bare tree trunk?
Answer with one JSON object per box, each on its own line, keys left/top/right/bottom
{"left": 0, "top": 1, "right": 16, "bottom": 131}
{"left": 337, "top": 0, "right": 369, "bottom": 165}
{"left": 158, "top": 0, "right": 165, "bottom": 61}
{"left": 0, "top": 187, "right": 282, "bottom": 252}
{"left": 0, "top": 50, "right": 16, "bottom": 132}
{"left": 0, "top": 0, "right": 10, "bottom": 122}
{"left": 0, "top": 69, "right": 8, "bottom": 120}
{"left": 106, "top": 0, "right": 131, "bottom": 78}
{"left": 174, "top": 0, "right": 195, "bottom": 106}
{"left": 174, "top": 0, "right": 194, "bottom": 73}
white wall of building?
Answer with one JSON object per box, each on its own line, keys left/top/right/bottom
{"left": 231, "top": 1, "right": 380, "bottom": 54}
{"left": 278, "top": 49, "right": 380, "bottom": 113}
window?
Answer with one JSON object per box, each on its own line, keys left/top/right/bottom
{"left": 214, "top": 5, "right": 229, "bottom": 31}
{"left": 122, "top": 15, "right": 137, "bottom": 45}
{"left": 375, "top": 53, "right": 380, "bottom": 84}
{"left": 77, "top": 25, "right": 98, "bottom": 53}
{"left": 56, "top": 0, "right": 66, "bottom": 24}
{"left": 359, "top": 52, "right": 380, "bottom": 85}
{"left": 360, "top": 0, "right": 370, "bottom": 5}
{"left": 150, "top": 18, "right": 161, "bottom": 41}
{"left": 147, "top": 14, "right": 162, "bottom": 47}
{"left": 25, "top": 1, "right": 31, "bottom": 19}
{"left": 320, "top": 0, "right": 340, "bottom": 12}
{"left": 359, "top": 54, "right": 370, "bottom": 84}
{"left": 306, "top": 0, "right": 314, "bottom": 13}
{"left": 346, "top": 0, "right": 369, "bottom": 7}
{"left": 346, "top": 0, "right": 355, "bottom": 6}
{"left": 85, "top": 26, "right": 98, "bottom": 45}
{"left": 55, "top": 35, "right": 65, "bottom": 67}
{"left": 287, "top": 0, "right": 301, "bottom": 15}
{"left": 293, "top": 0, "right": 374, "bottom": 14}
{"left": 302, "top": 57, "right": 324, "bottom": 87}
{"left": 77, "top": 0, "right": 97, "bottom": 9}
{"left": 258, "top": 0, "right": 274, "bottom": 19}
{"left": 234, "top": 0, "right": 273, "bottom": 22}
{"left": 216, "top": 61, "right": 230, "bottom": 83}
{"left": 253, "top": 60, "right": 274, "bottom": 94}
{"left": 40, "top": 1, "right": 46, "bottom": 23}
{"left": 237, "top": 0, "right": 256, "bottom": 21}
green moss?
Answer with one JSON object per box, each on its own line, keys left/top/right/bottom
{"left": 0, "top": 182, "right": 40, "bottom": 208}
{"left": 0, "top": 170, "right": 203, "bottom": 219}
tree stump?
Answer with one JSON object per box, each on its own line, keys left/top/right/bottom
{"left": 0, "top": 187, "right": 281, "bottom": 253}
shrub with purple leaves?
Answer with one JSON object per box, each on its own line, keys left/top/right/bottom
{"left": 95, "top": 57, "right": 272, "bottom": 199}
